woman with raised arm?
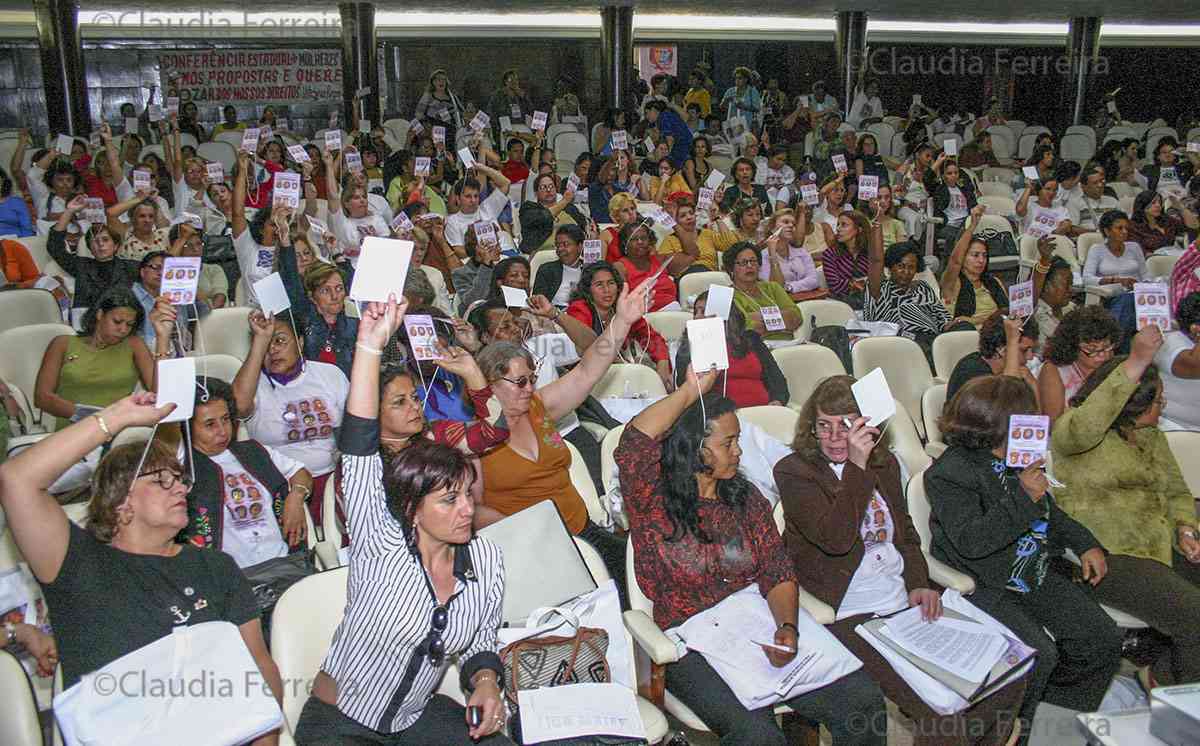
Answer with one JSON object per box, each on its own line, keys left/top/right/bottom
{"left": 617, "top": 365, "right": 886, "bottom": 746}
{"left": 0, "top": 393, "right": 282, "bottom": 743}
{"left": 940, "top": 204, "right": 1008, "bottom": 330}
{"left": 293, "top": 297, "right": 511, "bottom": 744}
{"left": 104, "top": 189, "right": 171, "bottom": 262}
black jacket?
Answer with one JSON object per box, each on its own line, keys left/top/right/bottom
{"left": 182, "top": 441, "right": 292, "bottom": 553}
{"left": 923, "top": 445, "right": 1101, "bottom": 592}
{"left": 531, "top": 259, "right": 585, "bottom": 308}
{"left": 1140, "top": 161, "right": 1195, "bottom": 195}
{"left": 46, "top": 227, "right": 140, "bottom": 310}
{"left": 923, "top": 168, "right": 979, "bottom": 226}
{"left": 950, "top": 273, "right": 1008, "bottom": 320}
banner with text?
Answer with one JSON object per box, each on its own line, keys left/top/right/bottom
{"left": 158, "top": 49, "right": 342, "bottom": 105}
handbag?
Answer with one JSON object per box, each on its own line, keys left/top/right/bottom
{"left": 242, "top": 550, "right": 316, "bottom": 638}
{"left": 53, "top": 621, "right": 283, "bottom": 746}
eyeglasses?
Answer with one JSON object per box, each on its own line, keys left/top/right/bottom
{"left": 138, "top": 468, "right": 193, "bottom": 491}
{"left": 813, "top": 421, "right": 851, "bottom": 440}
{"left": 733, "top": 258, "right": 759, "bottom": 268}
{"left": 316, "top": 284, "right": 346, "bottom": 297}
{"left": 425, "top": 605, "right": 449, "bottom": 666}
{"left": 1079, "top": 343, "right": 1115, "bottom": 359}
{"left": 144, "top": 263, "right": 164, "bottom": 273}
{"left": 499, "top": 375, "right": 535, "bottom": 388}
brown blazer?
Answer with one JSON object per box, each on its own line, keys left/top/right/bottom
{"left": 773, "top": 451, "right": 930, "bottom": 612}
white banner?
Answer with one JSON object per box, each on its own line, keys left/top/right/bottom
{"left": 159, "top": 49, "right": 343, "bottom": 105}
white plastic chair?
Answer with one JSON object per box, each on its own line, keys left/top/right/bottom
{"left": 528, "top": 250, "right": 557, "bottom": 288}
{"left": 1076, "top": 232, "right": 1105, "bottom": 266}
{"left": 851, "top": 337, "right": 934, "bottom": 439}
{"left": 12, "top": 234, "right": 50, "bottom": 271}
{"left": 196, "top": 141, "right": 236, "bottom": 174}
{"left": 977, "top": 182, "right": 1014, "bottom": 199}
{"left": 932, "top": 132, "right": 962, "bottom": 155}
{"left": 931, "top": 330, "right": 979, "bottom": 383}
{"left": 138, "top": 143, "right": 165, "bottom": 163}
{"left": 0, "top": 288, "right": 63, "bottom": 335}
{"left": 190, "top": 353, "right": 244, "bottom": 384}
{"left": 213, "top": 130, "right": 245, "bottom": 151}
{"left": 644, "top": 310, "right": 691, "bottom": 344}
{"left": 563, "top": 439, "right": 610, "bottom": 527}
{"left": 737, "top": 405, "right": 799, "bottom": 445}
{"left": 0, "top": 650, "right": 41, "bottom": 746}
{"left": 195, "top": 307, "right": 254, "bottom": 361}
{"left": 1165, "top": 431, "right": 1200, "bottom": 498}
{"left": 677, "top": 271, "right": 731, "bottom": 309}
{"left": 0, "top": 323, "right": 73, "bottom": 432}
{"left": 1017, "top": 234, "right": 1077, "bottom": 281}
{"left": 771, "top": 344, "right": 846, "bottom": 412}
{"left": 904, "top": 469, "right": 977, "bottom": 594}
{"left": 1146, "top": 254, "right": 1180, "bottom": 280}
{"left": 796, "top": 298, "right": 855, "bottom": 329}
{"left": 1060, "top": 133, "right": 1095, "bottom": 164}
{"left": 553, "top": 131, "right": 588, "bottom": 168}
{"left": 589, "top": 363, "right": 667, "bottom": 401}
{"left": 921, "top": 383, "right": 948, "bottom": 458}
{"left": 971, "top": 214, "right": 1020, "bottom": 272}
{"left": 986, "top": 126, "right": 1015, "bottom": 161}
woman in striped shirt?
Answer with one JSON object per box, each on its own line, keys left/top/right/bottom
{"left": 294, "top": 297, "right": 512, "bottom": 745}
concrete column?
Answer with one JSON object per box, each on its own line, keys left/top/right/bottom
{"left": 600, "top": 6, "right": 635, "bottom": 113}
{"left": 1066, "top": 17, "right": 1102, "bottom": 126}
{"left": 33, "top": 0, "right": 89, "bottom": 136}
{"left": 834, "top": 10, "right": 868, "bottom": 117}
{"left": 339, "top": 2, "right": 379, "bottom": 129}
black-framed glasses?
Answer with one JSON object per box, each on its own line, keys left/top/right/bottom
{"left": 499, "top": 375, "right": 534, "bottom": 389}
{"left": 426, "top": 605, "right": 449, "bottom": 666}
{"left": 138, "top": 468, "right": 193, "bottom": 491}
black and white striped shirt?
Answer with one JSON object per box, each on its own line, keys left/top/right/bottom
{"left": 864, "top": 278, "right": 952, "bottom": 336}
{"left": 321, "top": 414, "right": 505, "bottom": 733}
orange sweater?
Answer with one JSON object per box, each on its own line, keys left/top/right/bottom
{"left": 1, "top": 239, "right": 40, "bottom": 287}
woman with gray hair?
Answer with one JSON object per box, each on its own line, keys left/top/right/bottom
{"left": 473, "top": 276, "right": 655, "bottom": 604}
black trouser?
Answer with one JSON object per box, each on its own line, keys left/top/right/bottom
{"left": 968, "top": 570, "right": 1122, "bottom": 743}
{"left": 294, "top": 694, "right": 514, "bottom": 745}
{"left": 563, "top": 426, "right": 604, "bottom": 497}
{"left": 576, "top": 520, "right": 629, "bottom": 610}
{"left": 1091, "top": 551, "right": 1200, "bottom": 684}
{"left": 665, "top": 652, "right": 886, "bottom": 746}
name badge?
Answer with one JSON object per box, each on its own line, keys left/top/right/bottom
{"left": 761, "top": 305, "right": 785, "bottom": 331}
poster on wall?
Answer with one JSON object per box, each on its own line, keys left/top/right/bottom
{"left": 158, "top": 49, "right": 343, "bottom": 106}
{"left": 636, "top": 45, "right": 678, "bottom": 86}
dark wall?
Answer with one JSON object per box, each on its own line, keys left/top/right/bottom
{"left": 2, "top": 36, "right": 1198, "bottom": 136}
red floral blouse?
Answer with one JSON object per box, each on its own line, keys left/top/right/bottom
{"left": 616, "top": 424, "right": 796, "bottom": 630}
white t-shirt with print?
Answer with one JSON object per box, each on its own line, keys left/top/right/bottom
{"left": 210, "top": 446, "right": 302, "bottom": 568}
{"left": 329, "top": 210, "right": 391, "bottom": 266}
{"left": 445, "top": 188, "right": 517, "bottom": 254}
{"left": 944, "top": 187, "right": 969, "bottom": 227}
{"left": 830, "top": 462, "right": 909, "bottom": 621}
{"left": 235, "top": 228, "right": 275, "bottom": 308}
{"left": 552, "top": 265, "right": 582, "bottom": 308}
{"left": 1022, "top": 204, "right": 1069, "bottom": 236}
{"left": 1155, "top": 330, "right": 1200, "bottom": 431}
{"left": 1066, "top": 193, "right": 1119, "bottom": 231}
{"left": 247, "top": 361, "right": 349, "bottom": 477}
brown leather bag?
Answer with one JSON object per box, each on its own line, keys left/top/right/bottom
{"left": 499, "top": 627, "right": 611, "bottom": 708}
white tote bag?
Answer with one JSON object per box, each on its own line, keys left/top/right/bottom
{"left": 54, "top": 621, "right": 283, "bottom": 746}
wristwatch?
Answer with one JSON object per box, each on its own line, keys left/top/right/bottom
{"left": 777, "top": 621, "right": 798, "bottom": 635}
{"left": 4, "top": 621, "right": 16, "bottom": 646}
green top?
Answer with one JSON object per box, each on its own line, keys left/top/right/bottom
{"left": 54, "top": 335, "right": 140, "bottom": 432}
{"left": 1051, "top": 364, "right": 1195, "bottom": 566}
{"left": 732, "top": 281, "right": 801, "bottom": 341}
{"left": 0, "top": 408, "right": 8, "bottom": 465}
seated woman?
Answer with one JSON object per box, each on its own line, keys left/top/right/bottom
{"left": 1083, "top": 210, "right": 1148, "bottom": 337}
{"left": 233, "top": 309, "right": 349, "bottom": 525}
{"left": 725, "top": 242, "right": 804, "bottom": 344}
{"left": 531, "top": 224, "right": 587, "bottom": 309}
{"left": 1038, "top": 305, "right": 1123, "bottom": 425}
{"left": 758, "top": 208, "right": 821, "bottom": 294}
{"left": 1127, "top": 190, "right": 1198, "bottom": 257}
{"left": 35, "top": 287, "right": 161, "bottom": 432}
{"left": 617, "top": 366, "right": 887, "bottom": 746}
{"left": 0, "top": 394, "right": 281, "bottom": 737}
{"left": 674, "top": 290, "right": 788, "bottom": 408}
{"left": 1053, "top": 324, "right": 1200, "bottom": 688}
{"left": 682, "top": 135, "right": 714, "bottom": 192}
{"left": 105, "top": 191, "right": 171, "bottom": 262}
{"left": 1155, "top": 292, "right": 1200, "bottom": 431}
{"left": 947, "top": 314, "right": 1041, "bottom": 403}
{"left": 646, "top": 157, "right": 692, "bottom": 206}
{"left": 924, "top": 375, "right": 1122, "bottom": 736}
{"left": 476, "top": 278, "right": 657, "bottom": 598}
{"left": 658, "top": 197, "right": 725, "bottom": 274}
{"left": 1170, "top": 239, "right": 1200, "bottom": 316}
{"left": 324, "top": 148, "right": 392, "bottom": 262}
{"left": 293, "top": 298, "right": 510, "bottom": 745}
{"left": 822, "top": 210, "right": 873, "bottom": 309}
{"left": 565, "top": 262, "right": 672, "bottom": 390}
{"left": 0, "top": 166, "right": 33, "bottom": 237}
{"left": 1139, "top": 137, "right": 1197, "bottom": 199}
{"left": 776, "top": 375, "right": 1025, "bottom": 746}
{"left": 1031, "top": 254, "right": 1078, "bottom": 351}
{"left": 518, "top": 172, "right": 582, "bottom": 253}
{"left": 597, "top": 190, "right": 640, "bottom": 263}
{"left": 923, "top": 154, "right": 979, "bottom": 247}
{"left": 613, "top": 220, "right": 680, "bottom": 312}
{"left": 183, "top": 376, "right": 312, "bottom": 561}
{"left": 813, "top": 173, "right": 851, "bottom": 237}
{"left": 785, "top": 200, "right": 833, "bottom": 261}
{"left": 865, "top": 216, "right": 952, "bottom": 362}
{"left": 869, "top": 185, "right": 908, "bottom": 249}
{"left": 1015, "top": 178, "right": 1072, "bottom": 237}
{"left": 719, "top": 157, "right": 773, "bottom": 214}
{"left": 940, "top": 206, "right": 1009, "bottom": 330}
{"left": 279, "top": 223, "right": 358, "bottom": 377}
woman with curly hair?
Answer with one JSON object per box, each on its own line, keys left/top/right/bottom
{"left": 1052, "top": 324, "right": 1200, "bottom": 690}
{"left": 616, "top": 366, "right": 886, "bottom": 746}
{"left": 1037, "top": 305, "right": 1124, "bottom": 424}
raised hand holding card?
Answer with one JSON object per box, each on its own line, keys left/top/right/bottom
{"left": 1005, "top": 414, "right": 1049, "bottom": 468}
{"left": 157, "top": 357, "right": 197, "bottom": 424}
{"left": 851, "top": 368, "right": 896, "bottom": 427}
{"left": 161, "top": 257, "right": 201, "bottom": 305}
{"left": 253, "top": 273, "right": 292, "bottom": 316}
{"left": 404, "top": 315, "right": 443, "bottom": 360}
{"left": 349, "top": 238, "right": 414, "bottom": 302}
{"left": 705, "top": 285, "right": 734, "bottom": 321}
{"left": 687, "top": 317, "right": 729, "bottom": 372}
{"left": 501, "top": 286, "right": 529, "bottom": 308}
